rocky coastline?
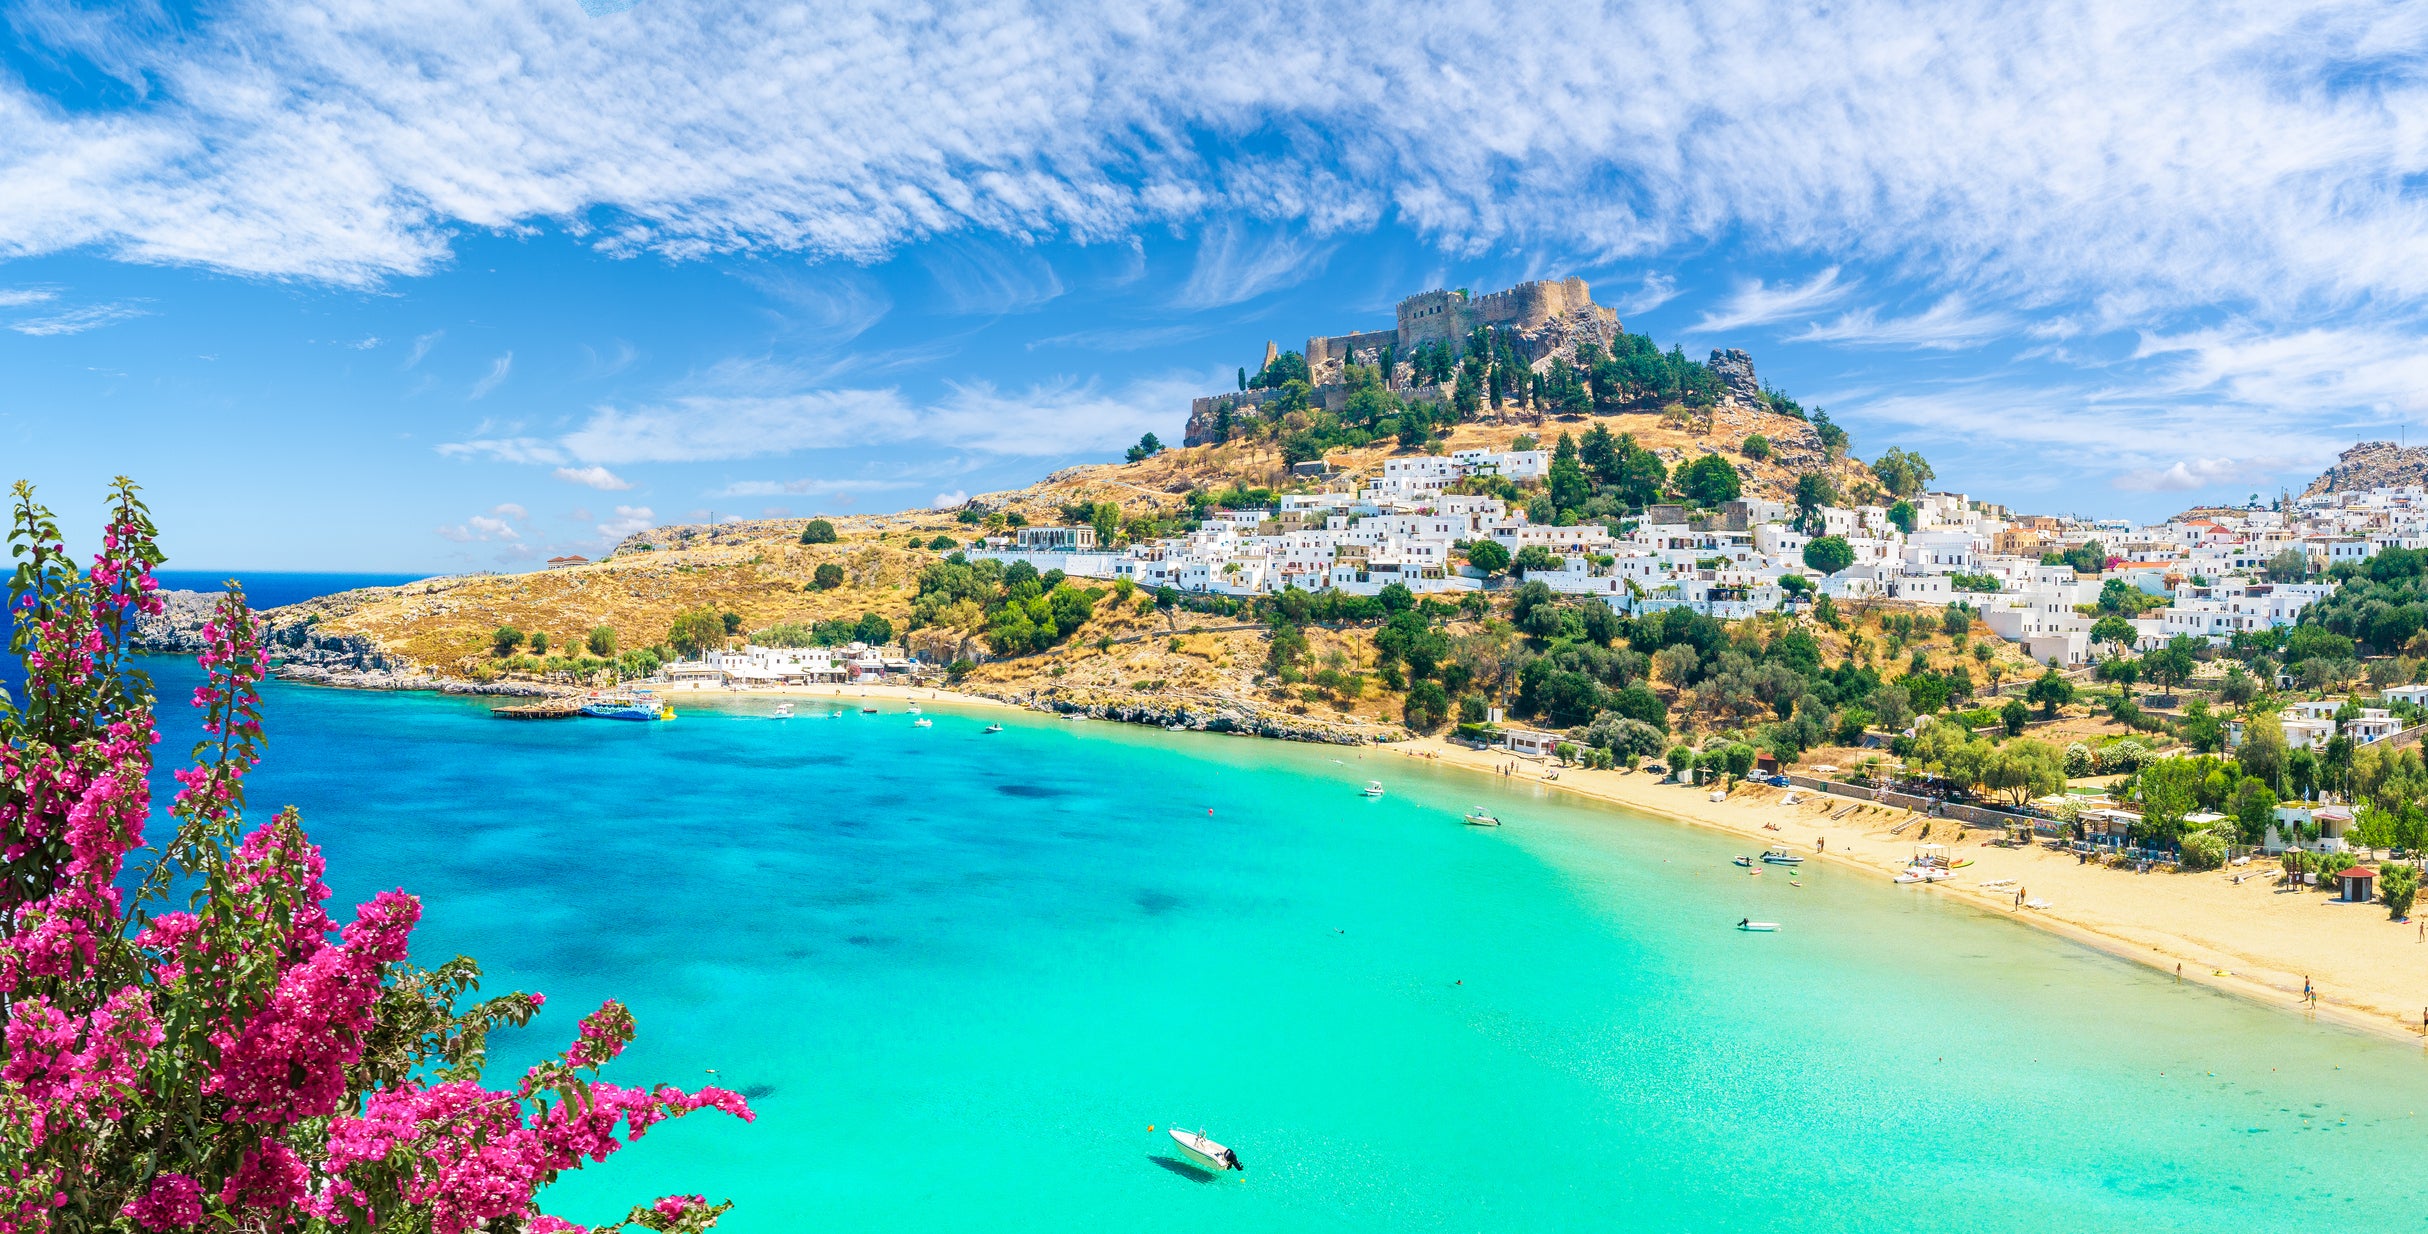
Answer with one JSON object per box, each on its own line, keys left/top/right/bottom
{"left": 1016, "top": 685, "right": 1401, "bottom": 745}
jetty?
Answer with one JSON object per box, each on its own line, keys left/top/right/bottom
{"left": 491, "top": 699, "right": 580, "bottom": 720}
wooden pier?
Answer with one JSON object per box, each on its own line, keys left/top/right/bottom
{"left": 491, "top": 699, "right": 581, "bottom": 720}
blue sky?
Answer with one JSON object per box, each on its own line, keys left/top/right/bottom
{"left": 7, "top": 0, "right": 2428, "bottom": 571}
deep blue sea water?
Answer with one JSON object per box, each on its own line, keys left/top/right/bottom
{"left": 103, "top": 661, "right": 2428, "bottom": 1232}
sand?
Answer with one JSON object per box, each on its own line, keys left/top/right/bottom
{"left": 1400, "top": 735, "right": 2428, "bottom": 1044}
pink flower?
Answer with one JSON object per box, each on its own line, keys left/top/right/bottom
{"left": 121, "top": 1174, "right": 203, "bottom": 1231}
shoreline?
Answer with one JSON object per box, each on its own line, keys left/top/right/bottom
{"left": 267, "top": 663, "right": 2425, "bottom": 1046}
{"left": 1393, "top": 734, "right": 2428, "bottom": 1045}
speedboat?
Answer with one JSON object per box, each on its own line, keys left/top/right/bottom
{"left": 773, "top": 703, "right": 794, "bottom": 719}
{"left": 1463, "top": 808, "right": 1501, "bottom": 827}
{"left": 1731, "top": 855, "right": 1754, "bottom": 867}
{"left": 1736, "top": 919, "right": 1779, "bottom": 932}
{"left": 860, "top": 705, "right": 879, "bottom": 714}
{"left": 1761, "top": 845, "right": 1805, "bottom": 865}
{"left": 907, "top": 702, "right": 921, "bottom": 715}
{"left": 912, "top": 717, "right": 933, "bottom": 728}
{"left": 1362, "top": 781, "right": 1385, "bottom": 798}
{"left": 983, "top": 723, "right": 1003, "bottom": 734}
{"left": 1168, "top": 1128, "right": 1242, "bottom": 1173}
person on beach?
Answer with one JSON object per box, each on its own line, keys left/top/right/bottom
{"left": 2303, "top": 976, "right": 2314, "bottom": 1005}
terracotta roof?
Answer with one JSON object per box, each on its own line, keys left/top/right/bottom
{"left": 2335, "top": 866, "right": 2378, "bottom": 879}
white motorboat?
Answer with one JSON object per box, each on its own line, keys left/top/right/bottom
{"left": 1463, "top": 808, "right": 1501, "bottom": 827}
{"left": 1363, "top": 781, "right": 1385, "bottom": 798}
{"left": 983, "top": 723, "right": 1003, "bottom": 734}
{"left": 1731, "top": 855, "right": 1754, "bottom": 867}
{"left": 1760, "top": 844, "right": 1805, "bottom": 865}
{"left": 912, "top": 717, "right": 933, "bottom": 728}
{"left": 1736, "top": 919, "right": 1779, "bottom": 932}
{"left": 1168, "top": 1127, "right": 1241, "bottom": 1172}
{"left": 908, "top": 702, "right": 921, "bottom": 715}
{"left": 773, "top": 703, "right": 793, "bottom": 718}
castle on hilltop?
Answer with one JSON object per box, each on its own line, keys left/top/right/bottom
{"left": 1185, "top": 277, "right": 1624, "bottom": 445}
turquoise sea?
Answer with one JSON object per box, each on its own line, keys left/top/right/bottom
{"left": 128, "top": 659, "right": 2428, "bottom": 1232}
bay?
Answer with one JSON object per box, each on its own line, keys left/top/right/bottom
{"left": 133, "top": 658, "right": 2428, "bottom": 1232}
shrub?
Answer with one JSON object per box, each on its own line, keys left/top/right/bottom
{"left": 490, "top": 625, "right": 525, "bottom": 656}
{"left": 0, "top": 481, "right": 751, "bottom": 1232}
{"left": 2062, "top": 741, "right": 2093, "bottom": 778}
{"left": 2179, "top": 830, "right": 2229, "bottom": 871}
{"left": 800, "top": 518, "right": 838, "bottom": 543}
{"left": 1741, "top": 433, "right": 1771, "bottom": 461}
{"left": 813, "top": 563, "right": 845, "bottom": 590}
{"left": 586, "top": 624, "right": 618, "bottom": 657}
{"left": 2383, "top": 863, "right": 2420, "bottom": 921}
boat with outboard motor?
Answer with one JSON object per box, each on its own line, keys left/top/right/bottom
{"left": 1362, "top": 780, "right": 1385, "bottom": 798}
{"left": 1167, "top": 1128, "right": 1242, "bottom": 1173}
{"left": 1463, "top": 808, "right": 1501, "bottom": 827}
{"left": 1760, "top": 844, "right": 1804, "bottom": 865}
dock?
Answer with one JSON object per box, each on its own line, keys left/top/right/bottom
{"left": 491, "top": 699, "right": 580, "bottom": 720}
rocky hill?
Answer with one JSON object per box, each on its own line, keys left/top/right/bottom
{"left": 2303, "top": 441, "right": 2428, "bottom": 497}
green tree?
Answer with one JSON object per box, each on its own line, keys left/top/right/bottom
{"left": 2237, "top": 716, "right": 2288, "bottom": 789}
{"left": 667, "top": 608, "right": 726, "bottom": 657}
{"left": 1740, "top": 433, "right": 1771, "bottom": 461}
{"left": 1791, "top": 472, "right": 1836, "bottom": 533}
{"left": 2089, "top": 615, "right": 2137, "bottom": 648}
{"left": 2381, "top": 863, "right": 2419, "bottom": 920}
{"left": 2001, "top": 697, "right": 2030, "bottom": 736}
{"left": 1404, "top": 680, "right": 1451, "bottom": 732}
{"left": 1678, "top": 453, "right": 1742, "bottom": 507}
{"left": 2178, "top": 698, "right": 2225, "bottom": 752}
{"left": 1983, "top": 739, "right": 2065, "bottom": 805}
{"left": 2263, "top": 547, "right": 2308, "bottom": 582}
{"left": 1870, "top": 447, "right": 1934, "bottom": 498}
{"left": 855, "top": 612, "right": 895, "bottom": 645}
{"left": 2137, "top": 757, "right": 2202, "bottom": 845}
{"left": 490, "top": 626, "right": 526, "bottom": 657}
{"left": 2231, "top": 779, "right": 2279, "bottom": 845}
{"left": 2026, "top": 668, "right": 2075, "bottom": 719}
{"left": 1464, "top": 539, "right": 1511, "bottom": 575}
{"left": 721, "top": 611, "right": 743, "bottom": 636}
{"left": 2144, "top": 636, "right": 2199, "bottom": 695}
{"left": 586, "top": 625, "right": 617, "bottom": 657}
{"left": 800, "top": 518, "right": 838, "bottom": 544}
{"left": 813, "top": 563, "right": 845, "bottom": 590}
{"left": 529, "top": 630, "right": 550, "bottom": 655}
{"left": 1090, "top": 501, "right": 1122, "bottom": 548}
{"left": 1548, "top": 433, "right": 1592, "bottom": 510}
{"left": 1802, "top": 535, "right": 1855, "bottom": 576}
{"left": 1514, "top": 545, "right": 1564, "bottom": 575}
{"left": 1886, "top": 500, "right": 1917, "bottom": 534}
{"left": 1125, "top": 432, "right": 1163, "bottom": 463}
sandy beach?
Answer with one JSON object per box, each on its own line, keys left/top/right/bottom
{"left": 1399, "top": 734, "right": 2428, "bottom": 1044}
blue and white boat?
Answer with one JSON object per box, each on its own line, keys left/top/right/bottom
{"left": 580, "top": 692, "right": 666, "bottom": 721}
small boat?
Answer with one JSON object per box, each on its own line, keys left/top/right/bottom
{"left": 773, "top": 703, "right": 794, "bottom": 719}
{"left": 1167, "top": 1128, "right": 1242, "bottom": 1173}
{"left": 1166, "top": 723, "right": 1187, "bottom": 731}
{"left": 1737, "top": 919, "right": 1779, "bottom": 932}
{"left": 912, "top": 717, "right": 933, "bottom": 728}
{"left": 1760, "top": 845, "right": 1805, "bottom": 865}
{"left": 860, "top": 705, "right": 878, "bottom": 714}
{"left": 1362, "top": 781, "right": 1385, "bottom": 798}
{"left": 908, "top": 702, "right": 922, "bottom": 715}
{"left": 1731, "top": 855, "right": 1754, "bottom": 867}
{"left": 983, "top": 723, "right": 1003, "bottom": 734}
{"left": 1893, "top": 866, "right": 1956, "bottom": 884}
{"left": 1463, "top": 808, "right": 1501, "bottom": 827}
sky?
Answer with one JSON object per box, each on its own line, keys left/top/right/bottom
{"left": 8, "top": 1, "right": 2428, "bottom": 572}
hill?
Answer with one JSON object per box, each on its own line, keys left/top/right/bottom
{"left": 2303, "top": 441, "right": 2428, "bottom": 498}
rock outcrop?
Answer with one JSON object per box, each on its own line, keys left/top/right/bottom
{"left": 2303, "top": 441, "right": 2428, "bottom": 498}
{"left": 1707, "top": 348, "right": 1761, "bottom": 405}
{"left": 1011, "top": 685, "right": 1401, "bottom": 745}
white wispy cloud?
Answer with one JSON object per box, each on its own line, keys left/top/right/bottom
{"left": 9, "top": 302, "right": 147, "bottom": 336}
{"left": 2111, "top": 457, "right": 2268, "bottom": 493}
{"left": 553, "top": 464, "right": 633, "bottom": 490}
{"left": 469, "top": 351, "right": 513, "bottom": 399}
{"left": 436, "top": 503, "right": 527, "bottom": 543}
{"left": 1788, "top": 297, "right": 2017, "bottom": 350}
{"left": 918, "top": 241, "right": 1064, "bottom": 315}
{"left": 0, "top": 288, "right": 58, "bottom": 308}
{"left": 1175, "top": 223, "right": 1330, "bottom": 308}
{"left": 1688, "top": 268, "right": 1853, "bottom": 335}
{"left": 404, "top": 330, "right": 442, "bottom": 369}
{"left": 441, "top": 361, "right": 1196, "bottom": 466}
{"left": 932, "top": 489, "right": 968, "bottom": 508}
